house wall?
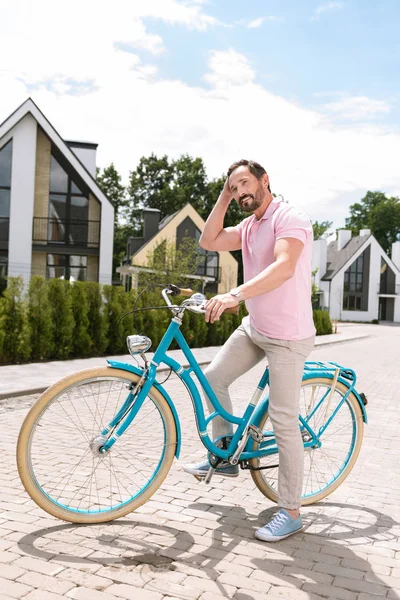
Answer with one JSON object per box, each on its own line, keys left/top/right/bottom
{"left": 87, "top": 255, "right": 99, "bottom": 281}
{"left": 131, "top": 204, "right": 238, "bottom": 292}
{"left": 31, "top": 252, "right": 46, "bottom": 277}
{"left": 329, "top": 237, "right": 400, "bottom": 322}
{"left": 8, "top": 114, "right": 37, "bottom": 284}
{"left": 33, "top": 127, "right": 51, "bottom": 219}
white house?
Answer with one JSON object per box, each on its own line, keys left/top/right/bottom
{"left": 313, "top": 229, "right": 400, "bottom": 323}
{"left": 0, "top": 98, "right": 114, "bottom": 291}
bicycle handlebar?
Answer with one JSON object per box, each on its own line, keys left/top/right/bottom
{"left": 167, "top": 285, "right": 240, "bottom": 316}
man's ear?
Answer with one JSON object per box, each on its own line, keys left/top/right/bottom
{"left": 263, "top": 173, "right": 270, "bottom": 188}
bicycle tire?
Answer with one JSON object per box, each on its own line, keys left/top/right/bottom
{"left": 17, "top": 367, "right": 177, "bottom": 524}
{"left": 250, "top": 376, "right": 364, "bottom": 505}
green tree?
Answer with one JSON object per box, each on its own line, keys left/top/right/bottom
{"left": 369, "top": 197, "right": 400, "bottom": 255}
{"left": 97, "top": 163, "right": 136, "bottom": 278}
{"left": 84, "top": 282, "right": 108, "bottom": 355}
{"left": 70, "top": 282, "right": 92, "bottom": 357}
{"left": 28, "top": 276, "right": 54, "bottom": 361}
{"left": 345, "top": 191, "right": 400, "bottom": 255}
{"left": 144, "top": 236, "right": 200, "bottom": 290}
{"left": 128, "top": 154, "right": 175, "bottom": 221}
{"left": 97, "top": 163, "right": 127, "bottom": 225}
{"left": 47, "top": 279, "right": 75, "bottom": 360}
{"left": 312, "top": 220, "right": 333, "bottom": 240}
{"left": 0, "top": 277, "right": 31, "bottom": 364}
{"left": 103, "top": 285, "right": 131, "bottom": 354}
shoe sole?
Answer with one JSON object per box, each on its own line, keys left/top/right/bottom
{"left": 254, "top": 525, "right": 303, "bottom": 542}
{"left": 183, "top": 467, "right": 239, "bottom": 478}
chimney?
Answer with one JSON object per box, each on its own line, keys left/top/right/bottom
{"left": 360, "top": 229, "right": 371, "bottom": 236}
{"left": 312, "top": 239, "right": 327, "bottom": 284}
{"left": 143, "top": 208, "right": 161, "bottom": 241}
{"left": 337, "top": 229, "right": 352, "bottom": 251}
{"left": 392, "top": 241, "right": 400, "bottom": 270}
{"left": 66, "top": 141, "right": 98, "bottom": 177}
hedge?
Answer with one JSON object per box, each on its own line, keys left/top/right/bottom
{"left": 0, "top": 277, "right": 332, "bottom": 365}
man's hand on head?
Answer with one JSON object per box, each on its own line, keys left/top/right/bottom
{"left": 221, "top": 177, "right": 233, "bottom": 202}
{"left": 205, "top": 293, "right": 239, "bottom": 323}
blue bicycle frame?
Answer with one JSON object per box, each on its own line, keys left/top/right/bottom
{"left": 100, "top": 316, "right": 368, "bottom": 463}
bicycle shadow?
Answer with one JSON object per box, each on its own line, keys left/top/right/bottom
{"left": 17, "top": 501, "right": 400, "bottom": 599}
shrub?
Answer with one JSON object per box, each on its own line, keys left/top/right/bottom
{"left": 47, "top": 279, "right": 75, "bottom": 359}
{"left": 70, "top": 282, "right": 92, "bottom": 357}
{"left": 28, "top": 276, "right": 54, "bottom": 361}
{"left": 313, "top": 309, "right": 332, "bottom": 335}
{"left": 84, "top": 282, "right": 108, "bottom": 356}
{"left": 0, "top": 276, "right": 31, "bottom": 364}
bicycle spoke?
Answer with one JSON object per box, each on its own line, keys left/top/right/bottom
{"left": 26, "top": 374, "right": 172, "bottom": 518}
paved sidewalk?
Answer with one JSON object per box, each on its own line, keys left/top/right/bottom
{"left": 0, "top": 323, "right": 399, "bottom": 600}
{"left": 0, "top": 323, "right": 373, "bottom": 399}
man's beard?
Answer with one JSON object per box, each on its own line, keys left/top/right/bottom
{"left": 239, "top": 184, "right": 266, "bottom": 213}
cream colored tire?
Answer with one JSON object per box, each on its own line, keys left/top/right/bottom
{"left": 250, "top": 377, "right": 364, "bottom": 506}
{"left": 17, "top": 367, "right": 177, "bottom": 524}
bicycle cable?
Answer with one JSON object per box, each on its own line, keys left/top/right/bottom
{"left": 116, "top": 283, "right": 182, "bottom": 385}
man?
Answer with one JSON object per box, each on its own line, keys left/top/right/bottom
{"left": 183, "top": 159, "right": 316, "bottom": 542}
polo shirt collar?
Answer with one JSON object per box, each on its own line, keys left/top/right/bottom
{"left": 257, "top": 196, "right": 283, "bottom": 221}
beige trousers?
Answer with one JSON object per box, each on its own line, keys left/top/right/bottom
{"left": 204, "top": 316, "right": 315, "bottom": 509}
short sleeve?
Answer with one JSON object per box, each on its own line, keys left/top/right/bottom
{"left": 233, "top": 219, "right": 244, "bottom": 240}
{"left": 274, "top": 207, "right": 312, "bottom": 245}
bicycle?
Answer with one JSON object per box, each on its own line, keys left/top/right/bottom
{"left": 17, "top": 284, "right": 368, "bottom": 524}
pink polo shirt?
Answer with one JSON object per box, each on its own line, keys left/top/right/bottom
{"left": 234, "top": 197, "right": 316, "bottom": 341}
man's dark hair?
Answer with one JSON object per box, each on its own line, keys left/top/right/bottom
{"left": 227, "top": 159, "right": 271, "bottom": 193}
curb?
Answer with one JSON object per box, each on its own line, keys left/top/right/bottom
{"left": 0, "top": 334, "right": 371, "bottom": 401}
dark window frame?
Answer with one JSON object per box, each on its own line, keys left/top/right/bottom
{"left": 343, "top": 249, "right": 368, "bottom": 311}
{"left": 46, "top": 253, "right": 88, "bottom": 281}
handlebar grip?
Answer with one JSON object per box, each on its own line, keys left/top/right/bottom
{"left": 224, "top": 306, "right": 240, "bottom": 315}
{"left": 178, "top": 287, "right": 194, "bottom": 297}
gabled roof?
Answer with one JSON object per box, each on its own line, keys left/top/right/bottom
{"left": 0, "top": 97, "right": 113, "bottom": 210}
{"left": 321, "top": 234, "right": 371, "bottom": 281}
{"left": 130, "top": 203, "right": 238, "bottom": 265}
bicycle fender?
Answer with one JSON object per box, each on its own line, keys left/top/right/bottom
{"left": 106, "top": 360, "right": 182, "bottom": 458}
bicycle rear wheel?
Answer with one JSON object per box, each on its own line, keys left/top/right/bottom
{"left": 250, "top": 377, "right": 364, "bottom": 505}
{"left": 17, "top": 367, "right": 177, "bottom": 523}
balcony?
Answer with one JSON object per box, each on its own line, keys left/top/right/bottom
{"left": 377, "top": 284, "right": 400, "bottom": 295}
{"left": 0, "top": 218, "right": 9, "bottom": 242}
{"left": 33, "top": 218, "right": 100, "bottom": 248}
{"left": 195, "top": 265, "right": 222, "bottom": 283}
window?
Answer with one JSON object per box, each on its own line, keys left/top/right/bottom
{"left": 48, "top": 155, "right": 89, "bottom": 245}
{"left": 343, "top": 250, "right": 366, "bottom": 311}
{"left": 0, "top": 142, "right": 12, "bottom": 242}
{"left": 47, "top": 254, "right": 87, "bottom": 281}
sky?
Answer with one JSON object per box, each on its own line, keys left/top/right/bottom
{"left": 1, "top": 0, "right": 400, "bottom": 228}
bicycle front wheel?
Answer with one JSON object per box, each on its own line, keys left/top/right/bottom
{"left": 250, "top": 377, "right": 364, "bottom": 505}
{"left": 17, "top": 367, "right": 177, "bottom": 523}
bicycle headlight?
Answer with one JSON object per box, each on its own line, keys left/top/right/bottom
{"left": 126, "top": 335, "right": 152, "bottom": 356}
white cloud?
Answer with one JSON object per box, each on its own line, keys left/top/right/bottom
{"left": 203, "top": 49, "right": 255, "bottom": 87}
{"left": 311, "top": 2, "right": 344, "bottom": 21}
{"left": 248, "top": 17, "right": 265, "bottom": 29}
{"left": 247, "top": 16, "right": 282, "bottom": 28}
{"left": 1, "top": 2, "right": 399, "bottom": 231}
{"left": 321, "top": 95, "right": 391, "bottom": 121}
{"left": 115, "top": 19, "right": 165, "bottom": 55}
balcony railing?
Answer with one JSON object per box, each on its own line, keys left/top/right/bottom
{"left": 195, "top": 265, "right": 222, "bottom": 283}
{"left": 0, "top": 218, "right": 9, "bottom": 242}
{"left": 377, "top": 284, "right": 400, "bottom": 295}
{"left": 33, "top": 218, "right": 100, "bottom": 248}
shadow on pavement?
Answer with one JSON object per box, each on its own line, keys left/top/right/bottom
{"left": 17, "top": 501, "right": 399, "bottom": 599}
